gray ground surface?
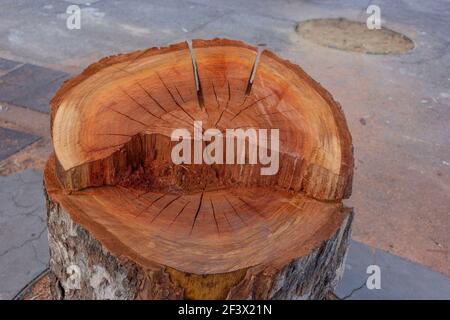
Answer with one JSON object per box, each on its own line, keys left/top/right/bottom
{"left": 0, "top": 170, "right": 48, "bottom": 300}
{"left": 336, "top": 240, "right": 450, "bottom": 299}
{"left": 0, "top": 0, "right": 448, "bottom": 298}
{"left": 0, "top": 127, "right": 40, "bottom": 160}
{"left": 0, "top": 63, "right": 69, "bottom": 112}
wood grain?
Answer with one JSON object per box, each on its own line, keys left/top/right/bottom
{"left": 45, "top": 39, "right": 354, "bottom": 299}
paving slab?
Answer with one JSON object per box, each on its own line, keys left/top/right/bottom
{"left": 0, "top": 57, "right": 21, "bottom": 75}
{"left": 336, "top": 240, "right": 450, "bottom": 300}
{"left": 190, "top": 11, "right": 293, "bottom": 52}
{"left": 0, "top": 170, "right": 48, "bottom": 300}
{"left": 0, "top": 127, "right": 40, "bottom": 161}
{"left": 0, "top": 63, "right": 70, "bottom": 113}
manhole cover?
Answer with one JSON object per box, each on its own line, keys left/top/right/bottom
{"left": 296, "top": 18, "right": 414, "bottom": 54}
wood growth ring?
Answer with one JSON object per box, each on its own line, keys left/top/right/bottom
{"left": 45, "top": 39, "right": 354, "bottom": 299}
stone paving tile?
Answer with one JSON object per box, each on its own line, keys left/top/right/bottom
{"left": 0, "top": 170, "right": 48, "bottom": 300}
{"left": 0, "top": 58, "right": 21, "bottom": 74}
{"left": 0, "top": 127, "right": 40, "bottom": 161}
{"left": 190, "top": 11, "right": 293, "bottom": 52}
{"left": 336, "top": 240, "right": 450, "bottom": 300}
{"left": 0, "top": 63, "right": 70, "bottom": 113}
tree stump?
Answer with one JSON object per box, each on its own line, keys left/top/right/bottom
{"left": 45, "top": 39, "right": 354, "bottom": 300}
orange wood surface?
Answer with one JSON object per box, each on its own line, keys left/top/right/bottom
{"left": 46, "top": 39, "right": 353, "bottom": 276}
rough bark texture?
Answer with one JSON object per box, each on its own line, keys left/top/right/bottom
{"left": 46, "top": 188, "right": 352, "bottom": 300}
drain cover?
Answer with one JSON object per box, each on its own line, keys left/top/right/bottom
{"left": 296, "top": 18, "right": 414, "bottom": 54}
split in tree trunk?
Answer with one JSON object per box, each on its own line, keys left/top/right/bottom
{"left": 45, "top": 39, "right": 354, "bottom": 300}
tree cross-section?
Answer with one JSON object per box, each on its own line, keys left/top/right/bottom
{"left": 45, "top": 39, "right": 354, "bottom": 300}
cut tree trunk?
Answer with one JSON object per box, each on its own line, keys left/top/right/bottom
{"left": 45, "top": 39, "right": 354, "bottom": 300}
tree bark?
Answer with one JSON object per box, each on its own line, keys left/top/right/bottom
{"left": 45, "top": 39, "right": 354, "bottom": 300}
